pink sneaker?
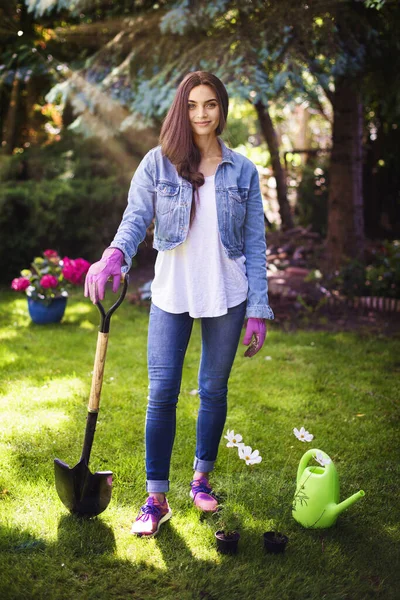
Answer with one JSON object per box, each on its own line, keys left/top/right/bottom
{"left": 190, "top": 477, "right": 218, "bottom": 512}
{"left": 131, "top": 496, "right": 172, "bottom": 537}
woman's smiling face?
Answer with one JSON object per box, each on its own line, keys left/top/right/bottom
{"left": 188, "top": 84, "right": 220, "bottom": 137}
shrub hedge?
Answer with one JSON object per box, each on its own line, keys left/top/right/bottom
{"left": 295, "top": 158, "right": 329, "bottom": 237}
{"left": 0, "top": 177, "right": 129, "bottom": 284}
{"left": 328, "top": 240, "right": 400, "bottom": 299}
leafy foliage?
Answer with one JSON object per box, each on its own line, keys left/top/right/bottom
{"left": 25, "top": 0, "right": 76, "bottom": 17}
{"left": 0, "top": 176, "right": 127, "bottom": 283}
{"left": 39, "top": 1, "right": 325, "bottom": 139}
{"left": 296, "top": 158, "right": 329, "bottom": 237}
{"left": 328, "top": 240, "right": 400, "bottom": 299}
{"left": 38, "top": 0, "right": 397, "bottom": 148}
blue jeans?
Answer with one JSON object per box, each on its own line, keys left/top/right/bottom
{"left": 145, "top": 300, "right": 247, "bottom": 493}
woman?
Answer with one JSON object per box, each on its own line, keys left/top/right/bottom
{"left": 84, "top": 71, "right": 274, "bottom": 537}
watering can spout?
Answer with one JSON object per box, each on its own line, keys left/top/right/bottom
{"left": 334, "top": 490, "right": 365, "bottom": 517}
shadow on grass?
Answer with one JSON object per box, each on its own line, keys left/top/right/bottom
{"left": 57, "top": 514, "right": 116, "bottom": 556}
{"left": 0, "top": 517, "right": 116, "bottom": 558}
{"left": 156, "top": 517, "right": 214, "bottom": 567}
{"left": 0, "top": 501, "right": 399, "bottom": 599}
{"left": 0, "top": 523, "right": 47, "bottom": 554}
{"left": 0, "top": 519, "right": 163, "bottom": 600}
{"left": 155, "top": 517, "right": 229, "bottom": 600}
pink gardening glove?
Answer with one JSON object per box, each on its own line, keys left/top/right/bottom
{"left": 242, "top": 318, "right": 267, "bottom": 358}
{"left": 84, "top": 247, "right": 124, "bottom": 304}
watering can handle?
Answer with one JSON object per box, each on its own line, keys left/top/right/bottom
{"left": 296, "top": 448, "right": 333, "bottom": 482}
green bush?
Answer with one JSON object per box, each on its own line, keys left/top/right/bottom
{"left": 329, "top": 240, "right": 400, "bottom": 299}
{"left": 0, "top": 153, "right": 23, "bottom": 181}
{"left": 0, "top": 178, "right": 128, "bottom": 284}
{"left": 295, "top": 158, "right": 329, "bottom": 236}
{"left": 0, "top": 131, "right": 130, "bottom": 183}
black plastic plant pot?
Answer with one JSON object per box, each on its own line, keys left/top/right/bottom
{"left": 215, "top": 530, "right": 240, "bottom": 555}
{"left": 263, "top": 531, "right": 289, "bottom": 554}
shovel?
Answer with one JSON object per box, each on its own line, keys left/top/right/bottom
{"left": 54, "top": 275, "right": 129, "bottom": 517}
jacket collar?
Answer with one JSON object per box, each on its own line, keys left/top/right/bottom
{"left": 218, "top": 137, "right": 234, "bottom": 164}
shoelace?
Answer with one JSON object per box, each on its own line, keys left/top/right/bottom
{"left": 190, "top": 479, "right": 213, "bottom": 497}
{"left": 137, "top": 500, "right": 161, "bottom": 522}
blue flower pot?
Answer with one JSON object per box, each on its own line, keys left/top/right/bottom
{"left": 27, "top": 296, "right": 67, "bottom": 325}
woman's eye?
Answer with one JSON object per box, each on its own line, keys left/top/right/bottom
{"left": 188, "top": 103, "right": 218, "bottom": 109}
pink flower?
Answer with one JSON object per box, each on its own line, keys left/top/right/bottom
{"left": 43, "top": 249, "right": 60, "bottom": 265}
{"left": 40, "top": 275, "right": 59, "bottom": 289}
{"left": 11, "top": 277, "right": 31, "bottom": 292}
{"left": 43, "top": 249, "right": 59, "bottom": 259}
{"left": 62, "top": 257, "right": 91, "bottom": 285}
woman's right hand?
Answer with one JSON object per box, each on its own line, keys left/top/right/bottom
{"left": 84, "top": 247, "right": 124, "bottom": 304}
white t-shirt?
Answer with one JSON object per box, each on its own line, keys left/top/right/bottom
{"left": 150, "top": 174, "right": 248, "bottom": 318}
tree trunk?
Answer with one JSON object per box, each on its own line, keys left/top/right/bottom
{"left": 255, "top": 100, "right": 294, "bottom": 230}
{"left": 326, "top": 77, "right": 364, "bottom": 272}
{"left": 2, "top": 75, "right": 20, "bottom": 155}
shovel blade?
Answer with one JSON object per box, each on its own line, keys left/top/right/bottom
{"left": 54, "top": 458, "right": 112, "bottom": 518}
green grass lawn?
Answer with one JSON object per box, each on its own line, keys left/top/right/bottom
{"left": 0, "top": 289, "right": 399, "bottom": 600}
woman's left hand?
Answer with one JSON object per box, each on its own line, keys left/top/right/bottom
{"left": 242, "top": 318, "right": 267, "bottom": 358}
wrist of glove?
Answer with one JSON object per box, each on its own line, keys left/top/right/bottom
{"left": 242, "top": 317, "right": 267, "bottom": 358}
{"left": 84, "top": 247, "right": 124, "bottom": 304}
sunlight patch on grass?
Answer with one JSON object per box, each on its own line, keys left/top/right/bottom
{"left": 1, "top": 479, "right": 63, "bottom": 543}
{"left": 5, "top": 297, "right": 26, "bottom": 311}
{"left": 0, "top": 376, "right": 86, "bottom": 407}
{"left": 78, "top": 319, "right": 96, "bottom": 330}
{"left": 1, "top": 297, "right": 30, "bottom": 322}
{"left": 383, "top": 524, "right": 400, "bottom": 541}
{"left": 169, "top": 514, "right": 219, "bottom": 561}
{"left": 0, "top": 348, "right": 18, "bottom": 367}
{"left": 0, "top": 409, "right": 71, "bottom": 438}
{"left": 65, "top": 302, "right": 93, "bottom": 316}
{"left": 120, "top": 535, "right": 168, "bottom": 569}
{"left": 134, "top": 545, "right": 168, "bottom": 570}
{"left": 0, "top": 329, "right": 18, "bottom": 341}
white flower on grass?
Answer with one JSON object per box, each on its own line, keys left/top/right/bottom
{"left": 238, "top": 445, "right": 262, "bottom": 465}
{"left": 315, "top": 451, "right": 331, "bottom": 466}
{"left": 293, "top": 426, "right": 314, "bottom": 442}
{"left": 224, "top": 429, "right": 244, "bottom": 448}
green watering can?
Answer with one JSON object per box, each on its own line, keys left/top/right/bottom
{"left": 292, "top": 449, "right": 365, "bottom": 529}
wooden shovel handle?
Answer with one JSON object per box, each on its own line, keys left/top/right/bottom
{"left": 88, "top": 332, "right": 109, "bottom": 412}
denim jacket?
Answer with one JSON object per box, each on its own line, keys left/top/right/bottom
{"left": 111, "top": 138, "right": 274, "bottom": 319}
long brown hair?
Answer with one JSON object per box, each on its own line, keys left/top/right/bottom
{"left": 159, "top": 71, "right": 229, "bottom": 223}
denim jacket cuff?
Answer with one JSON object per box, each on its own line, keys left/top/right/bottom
{"left": 245, "top": 305, "right": 275, "bottom": 320}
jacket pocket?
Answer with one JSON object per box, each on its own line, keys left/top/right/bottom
{"left": 228, "top": 187, "right": 247, "bottom": 223}
{"left": 156, "top": 182, "right": 180, "bottom": 215}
